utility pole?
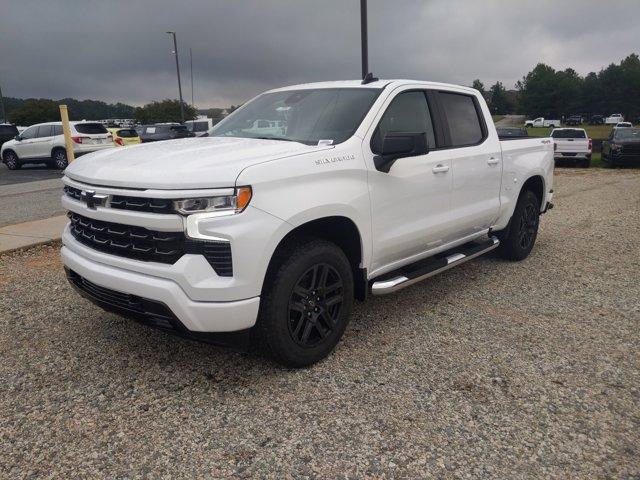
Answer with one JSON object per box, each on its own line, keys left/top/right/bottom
{"left": 190, "top": 48, "right": 194, "bottom": 108}
{"left": 166, "top": 31, "right": 185, "bottom": 122}
{"left": 0, "top": 83, "right": 5, "bottom": 123}
{"left": 360, "top": 0, "right": 368, "bottom": 80}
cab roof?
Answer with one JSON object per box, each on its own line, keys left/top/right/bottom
{"left": 265, "top": 79, "right": 478, "bottom": 95}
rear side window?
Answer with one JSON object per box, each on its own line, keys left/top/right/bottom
{"left": 375, "top": 91, "right": 436, "bottom": 149}
{"left": 37, "top": 125, "right": 53, "bottom": 137}
{"left": 193, "top": 121, "right": 209, "bottom": 132}
{"left": 170, "top": 126, "right": 187, "bottom": 132}
{"left": 52, "top": 125, "right": 63, "bottom": 136}
{"left": 116, "top": 129, "right": 138, "bottom": 138}
{"left": 439, "top": 92, "right": 484, "bottom": 147}
{"left": 551, "top": 129, "right": 586, "bottom": 139}
{"left": 74, "top": 123, "right": 108, "bottom": 134}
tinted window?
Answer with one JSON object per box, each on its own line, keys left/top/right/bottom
{"left": 74, "top": 123, "right": 108, "bottom": 134}
{"left": 615, "top": 128, "right": 640, "bottom": 139}
{"left": 0, "top": 125, "right": 18, "bottom": 136}
{"left": 376, "top": 91, "right": 436, "bottom": 148}
{"left": 116, "top": 129, "right": 138, "bottom": 138}
{"left": 52, "top": 125, "right": 63, "bottom": 136}
{"left": 170, "top": 125, "right": 188, "bottom": 132}
{"left": 21, "top": 126, "right": 38, "bottom": 139}
{"left": 551, "top": 129, "right": 586, "bottom": 139}
{"left": 192, "top": 121, "right": 209, "bottom": 132}
{"left": 37, "top": 125, "right": 53, "bottom": 138}
{"left": 440, "top": 92, "right": 484, "bottom": 146}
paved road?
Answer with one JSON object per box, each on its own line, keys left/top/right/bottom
{"left": 0, "top": 178, "right": 65, "bottom": 227}
{"left": 0, "top": 163, "right": 63, "bottom": 186}
{"left": 495, "top": 114, "right": 526, "bottom": 127}
{"left": 1, "top": 169, "right": 638, "bottom": 478}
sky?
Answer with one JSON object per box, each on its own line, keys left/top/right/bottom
{"left": 1, "top": 0, "right": 639, "bottom": 108}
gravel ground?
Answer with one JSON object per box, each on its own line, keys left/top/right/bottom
{"left": 1, "top": 169, "right": 639, "bottom": 478}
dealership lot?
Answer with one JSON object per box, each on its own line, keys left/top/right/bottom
{"left": 0, "top": 168, "right": 638, "bottom": 478}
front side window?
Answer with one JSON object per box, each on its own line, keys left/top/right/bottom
{"left": 374, "top": 91, "right": 436, "bottom": 149}
{"left": 211, "top": 88, "right": 380, "bottom": 145}
{"left": 20, "top": 126, "right": 38, "bottom": 139}
{"left": 439, "top": 92, "right": 484, "bottom": 147}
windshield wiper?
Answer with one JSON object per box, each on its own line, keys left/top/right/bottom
{"left": 253, "top": 136, "right": 299, "bottom": 143}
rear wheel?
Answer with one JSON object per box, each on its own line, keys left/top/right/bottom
{"left": 497, "top": 190, "right": 540, "bottom": 261}
{"left": 52, "top": 148, "right": 68, "bottom": 170}
{"left": 3, "top": 151, "right": 20, "bottom": 170}
{"left": 580, "top": 158, "right": 590, "bottom": 168}
{"left": 258, "top": 237, "right": 354, "bottom": 368}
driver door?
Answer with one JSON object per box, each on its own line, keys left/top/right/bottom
{"left": 364, "top": 88, "right": 452, "bottom": 275}
{"left": 14, "top": 125, "right": 39, "bottom": 158}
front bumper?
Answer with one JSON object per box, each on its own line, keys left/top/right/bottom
{"left": 61, "top": 242, "right": 260, "bottom": 332}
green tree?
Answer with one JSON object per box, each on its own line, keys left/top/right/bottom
{"left": 471, "top": 79, "right": 486, "bottom": 98}
{"left": 8, "top": 99, "right": 60, "bottom": 125}
{"left": 489, "top": 81, "right": 513, "bottom": 115}
{"left": 134, "top": 100, "right": 197, "bottom": 124}
{"left": 516, "top": 63, "right": 559, "bottom": 117}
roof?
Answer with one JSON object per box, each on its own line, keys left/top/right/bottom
{"left": 265, "top": 79, "right": 477, "bottom": 95}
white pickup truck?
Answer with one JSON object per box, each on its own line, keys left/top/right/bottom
{"left": 551, "top": 128, "right": 592, "bottom": 167}
{"left": 524, "top": 117, "right": 561, "bottom": 128}
{"left": 605, "top": 113, "right": 624, "bottom": 125}
{"left": 61, "top": 79, "right": 554, "bottom": 367}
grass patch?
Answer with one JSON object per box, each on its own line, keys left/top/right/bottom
{"left": 491, "top": 115, "right": 504, "bottom": 123}
{"left": 525, "top": 124, "right": 613, "bottom": 140}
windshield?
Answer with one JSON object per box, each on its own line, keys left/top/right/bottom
{"left": 210, "top": 88, "right": 380, "bottom": 145}
{"left": 615, "top": 128, "right": 640, "bottom": 139}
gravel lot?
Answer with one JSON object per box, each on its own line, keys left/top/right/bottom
{"left": 1, "top": 169, "right": 639, "bottom": 478}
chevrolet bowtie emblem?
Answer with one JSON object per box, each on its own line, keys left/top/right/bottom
{"left": 80, "top": 190, "right": 107, "bottom": 209}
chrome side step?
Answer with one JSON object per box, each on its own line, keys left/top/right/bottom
{"left": 370, "top": 236, "right": 500, "bottom": 295}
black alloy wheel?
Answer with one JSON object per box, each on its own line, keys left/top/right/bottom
{"left": 288, "top": 263, "right": 344, "bottom": 348}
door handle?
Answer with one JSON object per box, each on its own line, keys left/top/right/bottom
{"left": 432, "top": 164, "right": 449, "bottom": 173}
{"left": 487, "top": 157, "right": 499, "bottom": 165}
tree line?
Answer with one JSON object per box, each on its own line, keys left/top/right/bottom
{"left": 473, "top": 53, "right": 640, "bottom": 119}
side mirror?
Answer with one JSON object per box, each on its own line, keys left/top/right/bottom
{"left": 15, "top": 135, "right": 22, "bottom": 141}
{"left": 372, "top": 131, "right": 428, "bottom": 173}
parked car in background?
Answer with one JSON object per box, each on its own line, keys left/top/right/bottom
{"left": 614, "top": 122, "right": 633, "bottom": 129}
{"left": 496, "top": 127, "right": 528, "bottom": 139}
{"left": 589, "top": 115, "right": 605, "bottom": 125}
{"left": 60, "top": 78, "right": 554, "bottom": 367}
{"left": 0, "top": 123, "right": 19, "bottom": 148}
{"left": 605, "top": 113, "right": 624, "bottom": 125}
{"left": 602, "top": 128, "right": 640, "bottom": 166}
{"left": 524, "top": 117, "right": 560, "bottom": 128}
{"left": 108, "top": 127, "right": 141, "bottom": 147}
{"left": 565, "top": 115, "right": 582, "bottom": 126}
{"left": 139, "top": 123, "right": 195, "bottom": 143}
{"left": 1, "top": 121, "right": 114, "bottom": 170}
{"left": 185, "top": 118, "right": 213, "bottom": 137}
{"left": 550, "top": 128, "right": 592, "bottom": 168}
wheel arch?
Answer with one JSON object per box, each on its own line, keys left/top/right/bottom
{"left": 521, "top": 174, "right": 545, "bottom": 209}
{"left": 264, "top": 215, "right": 368, "bottom": 301}
{"left": 2, "top": 148, "right": 18, "bottom": 160}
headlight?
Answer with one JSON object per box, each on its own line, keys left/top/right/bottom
{"left": 173, "top": 186, "right": 252, "bottom": 215}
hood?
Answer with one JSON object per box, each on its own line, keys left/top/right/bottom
{"left": 65, "top": 136, "right": 332, "bottom": 189}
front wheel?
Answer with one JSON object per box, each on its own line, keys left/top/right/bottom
{"left": 3, "top": 151, "right": 20, "bottom": 170}
{"left": 258, "top": 237, "right": 354, "bottom": 368}
{"left": 497, "top": 190, "right": 540, "bottom": 261}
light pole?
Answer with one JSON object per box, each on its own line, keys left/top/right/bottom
{"left": 190, "top": 47, "right": 194, "bottom": 108}
{"left": 0, "top": 83, "right": 5, "bottom": 123}
{"left": 360, "top": 0, "right": 368, "bottom": 80}
{"left": 166, "top": 31, "right": 185, "bottom": 122}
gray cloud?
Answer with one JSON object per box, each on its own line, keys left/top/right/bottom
{"left": 1, "top": 0, "right": 638, "bottom": 107}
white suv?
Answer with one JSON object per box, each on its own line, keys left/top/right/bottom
{"left": 1, "top": 121, "right": 115, "bottom": 170}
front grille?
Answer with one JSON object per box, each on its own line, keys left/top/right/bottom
{"left": 622, "top": 144, "right": 640, "bottom": 154}
{"left": 64, "top": 185, "right": 173, "bottom": 214}
{"left": 66, "top": 269, "right": 177, "bottom": 331}
{"left": 68, "top": 212, "right": 233, "bottom": 276}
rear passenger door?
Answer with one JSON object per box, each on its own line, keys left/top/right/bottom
{"left": 32, "top": 124, "right": 54, "bottom": 158}
{"left": 436, "top": 90, "right": 502, "bottom": 240}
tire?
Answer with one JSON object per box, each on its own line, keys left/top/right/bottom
{"left": 52, "top": 148, "right": 68, "bottom": 170}
{"left": 3, "top": 151, "right": 21, "bottom": 170}
{"left": 497, "top": 190, "right": 540, "bottom": 261}
{"left": 580, "top": 158, "right": 590, "bottom": 168}
{"left": 258, "top": 237, "right": 354, "bottom": 368}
